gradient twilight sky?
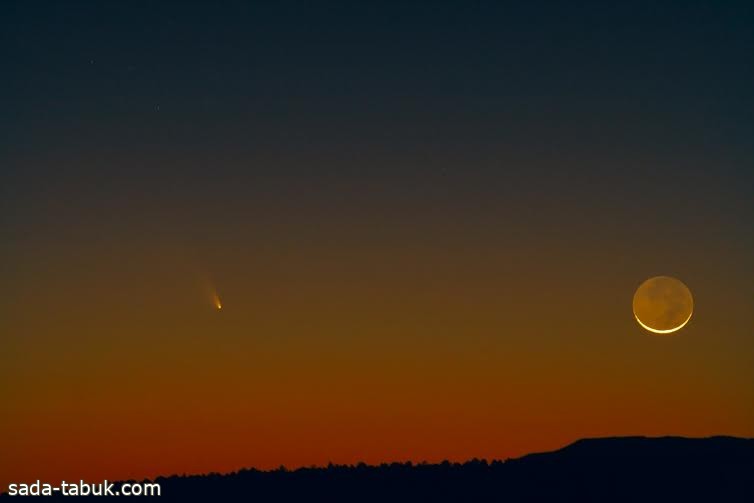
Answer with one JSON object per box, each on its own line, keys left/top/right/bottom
{"left": 2, "top": 0, "right": 753, "bottom": 487}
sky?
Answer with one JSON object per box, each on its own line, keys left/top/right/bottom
{"left": 1, "top": 0, "right": 753, "bottom": 487}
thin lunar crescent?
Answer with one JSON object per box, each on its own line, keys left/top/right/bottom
{"left": 633, "top": 311, "right": 692, "bottom": 334}
{"left": 632, "top": 276, "right": 693, "bottom": 335}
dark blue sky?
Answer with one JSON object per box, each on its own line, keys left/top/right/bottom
{"left": 2, "top": 2, "right": 752, "bottom": 306}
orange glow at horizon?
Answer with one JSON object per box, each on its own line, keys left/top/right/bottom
{"left": 2, "top": 233, "right": 753, "bottom": 489}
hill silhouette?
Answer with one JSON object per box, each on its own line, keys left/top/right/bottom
{"left": 3, "top": 436, "right": 753, "bottom": 501}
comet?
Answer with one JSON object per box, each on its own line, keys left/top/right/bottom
{"left": 200, "top": 273, "right": 223, "bottom": 311}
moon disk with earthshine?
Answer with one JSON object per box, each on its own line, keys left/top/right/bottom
{"left": 632, "top": 276, "right": 693, "bottom": 334}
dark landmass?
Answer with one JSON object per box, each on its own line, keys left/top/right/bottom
{"left": 4, "top": 436, "right": 753, "bottom": 501}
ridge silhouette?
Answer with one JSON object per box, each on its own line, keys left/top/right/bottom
{"left": 3, "top": 436, "right": 753, "bottom": 501}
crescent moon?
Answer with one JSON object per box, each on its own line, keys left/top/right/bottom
{"left": 632, "top": 276, "right": 694, "bottom": 335}
{"left": 633, "top": 310, "right": 692, "bottom": 334}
